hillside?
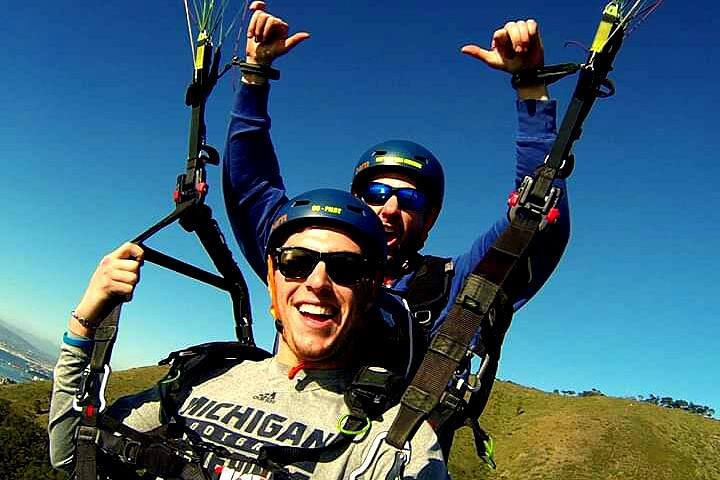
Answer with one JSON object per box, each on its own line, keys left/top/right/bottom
{"left": 1, "top": 367, "right": 718, "bottom": 480}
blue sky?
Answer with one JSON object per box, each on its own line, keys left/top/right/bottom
{"left": 4, "top": 1, "right": 719, "bottom": 413}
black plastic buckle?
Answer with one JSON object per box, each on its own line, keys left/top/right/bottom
{"left": 73, "top": 364, "right": 110, "bottom": 413}
{"left": 345, "top": 366, "right": 403, "bottom": 420}
{"left": 119, "top": 439, "right": 142, "bottom": 465}
{"left": 508, "top": 175, "right": 562, "bottom": 229}
{"left": 76, "top": 425, "right": 100, "bottom": 445}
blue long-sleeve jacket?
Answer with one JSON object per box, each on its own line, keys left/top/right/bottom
{"left": 223, "top": 83, "right": 570, "bottom": 338}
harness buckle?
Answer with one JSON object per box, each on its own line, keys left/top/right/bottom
{"left": 507, "top": 175, "right": 562, "bottom": 230}
{"left": 119, "top": 439, "right": 142, "bottom": 465}
{"left": 346, "top": 366, "right": 404, "bottom": 420}
{"left": 76, "top": 425, "right": 100, "bottom": 445}
{"left": 73, "top": 364, "right": 111, "bottom": 413}
{"left": 413, "top": 309, "right": 432, "bottom": 326}
{"left": 468, "top": 351, "right": 494, "bottom": 394}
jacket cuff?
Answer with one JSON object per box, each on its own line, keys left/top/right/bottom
{"left": 233, "top": 81, "right": 272, "bottom": 120}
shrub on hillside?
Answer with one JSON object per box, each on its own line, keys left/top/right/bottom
{"left": 0, "top": 399, "right": 63, "bottom": 480}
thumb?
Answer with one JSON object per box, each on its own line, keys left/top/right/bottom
{"left": 460, "top": 44, "right": 496, "bottom": 65}
{"left": 284, "top": 32, "right": 311, "bottom": 52}
{"left": 249, "top": 1, "right": 266, "bottom": 12}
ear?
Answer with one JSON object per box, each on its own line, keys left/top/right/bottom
{"left": 420, "top": 207, "right": 440, "bottom": 242}
{"left": 361, "top": 271, "right": 383, "bottom": 312}
{"left": 266, "top": 255, "right": 279, "bottom": 320}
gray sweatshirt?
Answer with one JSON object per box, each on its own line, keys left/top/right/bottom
{"left": 49, "top": 343, "right": 449, "bottom": 479}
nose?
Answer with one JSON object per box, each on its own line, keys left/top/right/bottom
{"left": 380, "top": 195, "right": 400, "bottom": 216}
{"left": 305, "top": 260, "right": 333, "bottom": 290}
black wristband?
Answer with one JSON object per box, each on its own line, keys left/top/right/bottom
{"left": 511, "top": 63, "right": 582, "bottom": 90}
{"left": 236, "top": 60, "right": 280, "bottom": 81}
{"left": 511, "top": 69, "right": 543, "bottom": 89}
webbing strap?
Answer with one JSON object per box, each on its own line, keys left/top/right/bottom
{"left": 75, "top": 304, "right": 121, "bottom": 480}
{"left": 88, "top": 305, "right": 121, "bottom": 371}
{"left": 386, "top": 216, "right": 536, "bottom": 448}
{"left": 180, "top": 204, "right": 254, "bottom": 345}
{"left": 258, "top": 415, "right": 365, "bottom": 472}
{"left": 386, "top": 10, "right": 627, "bottom": 449}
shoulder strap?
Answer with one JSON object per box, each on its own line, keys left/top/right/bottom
{"left": 404, "top": 255, "right": 454, "bottom": 330}
{"left": 79, "top": 342, "right": 272, "bottom": 480}
{"left": 384, "top": 1, "right": 628, "bottom": 461}
{"left": 158, "top": 342, "right": 271, "bottom": 424}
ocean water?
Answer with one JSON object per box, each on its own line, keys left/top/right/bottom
{"left": 0, "top": 348, "right": 49, "bottom": 383}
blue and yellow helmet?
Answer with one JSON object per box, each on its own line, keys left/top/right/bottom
{"left": 267, "top": 188, "right": 387, "bottom": 265}
{"left": 351, "top": 140, "right": 445, "bottom": 211}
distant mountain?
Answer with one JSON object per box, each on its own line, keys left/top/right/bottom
{"left": 0, "top": 318, "right": 58, "bottom": 365}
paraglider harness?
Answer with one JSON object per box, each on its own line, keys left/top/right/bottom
{"left": 385, "top": 0, "right": 663, "bottom": 468}
{"left": 70, "top": 6, "right": 417, "bottom": 478}
{"left": 70, "top": 12, "right": 262, "bottom": 479}
{"left": 69, "top": 1, "right": 662, "bottom": 477}
{"left": 404, "top": 255, "right": 455, "bottom": 335}
{"left": 77, "top": 342, "right": 407, "bottom": 480}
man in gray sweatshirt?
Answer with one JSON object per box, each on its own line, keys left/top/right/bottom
{"left": 49, "top": 188, "right": 447, "bottom": 480}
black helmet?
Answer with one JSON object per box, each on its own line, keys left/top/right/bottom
{"left": 351, "top": 140, "right": 445, "bottom": 211}
{"left": 267, "top": 188, "right": 387, "bottom": 265}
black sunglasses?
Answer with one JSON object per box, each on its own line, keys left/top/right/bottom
{"left": 360, "top": 182, "right": 428, "bottom": 212}
{"left": 273, "top": 246, "right": 372, "bottom": 286}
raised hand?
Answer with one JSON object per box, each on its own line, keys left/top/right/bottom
{"left": 71, "top": 242, "right": 144, "bottom": 335}
{"left": 246, "top": 1, "right": 310, "bottom": 66}
{"left": 461, "top": 19, "right": 544, "bottom": 74}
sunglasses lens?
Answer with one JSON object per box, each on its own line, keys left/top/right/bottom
{"left": 396, "top": 189, "right": 427, "bottom": 212}
{"left": 277, "top": 248, "right": 318, "bottom": 279}
{"left": 362, "top": 183, "right": 392, "bottom": 206}
{"left": 276, "top": 247, "right": 369, "bottom": 285}
{"left": 362, "top": 183, "right": 427, "bottom": 212}
{"left": 325, "top": 253, "right": 369, "bottom": 285}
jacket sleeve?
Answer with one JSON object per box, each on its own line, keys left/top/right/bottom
{"left": 48, "top": 343, "right": 163, "bottom": 474}
{"left": 222, "top": 81, "right": 289, "bottom": 281}
{"left": 48, "top": 343, "right": 91, "bottom": 472}
{"left": 434, "top": 99, "right": 570, "bottom": 333}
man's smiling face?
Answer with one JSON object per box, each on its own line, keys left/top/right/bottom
{"left": 364, "top": 175, "right": 434, "bottom": 265}
{"left": 272, "top": 227, "right": 374, "bottom": 367}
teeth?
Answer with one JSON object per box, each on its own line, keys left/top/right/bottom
{"left": 299, "top": 304, "right": 336, "bottom": 316}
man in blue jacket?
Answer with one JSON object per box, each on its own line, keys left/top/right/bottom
{"left": 223, "top": 2, "right": 570, "bottom": 342}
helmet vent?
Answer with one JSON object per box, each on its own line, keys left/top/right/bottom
{"left": 373, "top": 150, "right": 387, "bottom": 157}
{"left": 346, "top": 204, "right": 365, "bottom": 215}
{"left": 414, "top": 155, "right": 427, "bottom": 162}
{"left": 293, "top": 199, "right": 311, "bottom": 207}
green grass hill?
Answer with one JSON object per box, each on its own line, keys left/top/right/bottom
{"left": 1, "top": 366, "right": 718, "bottom": 480}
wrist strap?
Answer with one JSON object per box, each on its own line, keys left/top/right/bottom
{"left": 511, "top": 63, "right": 581, "bottom": 90}
{"left": 236, "top": 61, "right": 280, "bottom": 81}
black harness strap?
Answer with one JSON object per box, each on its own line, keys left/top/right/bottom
{"left": 72, "top": 22, "right": 255, "bottom": 480}
{"left": 74, "top": 305, "right": 121, "bottom": 480}
{"left": 81, "top": 344, "right": 401, "bottom": 480}
{"left": 404, "top": 255, "right": 454, "bottom": 331}
{"left": 385, "top": 4, "right": 627, "bottom": 455}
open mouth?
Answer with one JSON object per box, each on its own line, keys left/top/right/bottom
{"left": 297, "top": 303, "right": 339, "bottom": 325}
{"left": 384, "top": 225, "right": 400, "bottom": 247}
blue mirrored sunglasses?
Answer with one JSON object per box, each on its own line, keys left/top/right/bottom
{"left": 360, "top": 182, "right": 428, "bottom": 212}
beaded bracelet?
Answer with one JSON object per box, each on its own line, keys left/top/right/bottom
{"left": 71, "top": 310, "right": 96, "bottom": 330}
